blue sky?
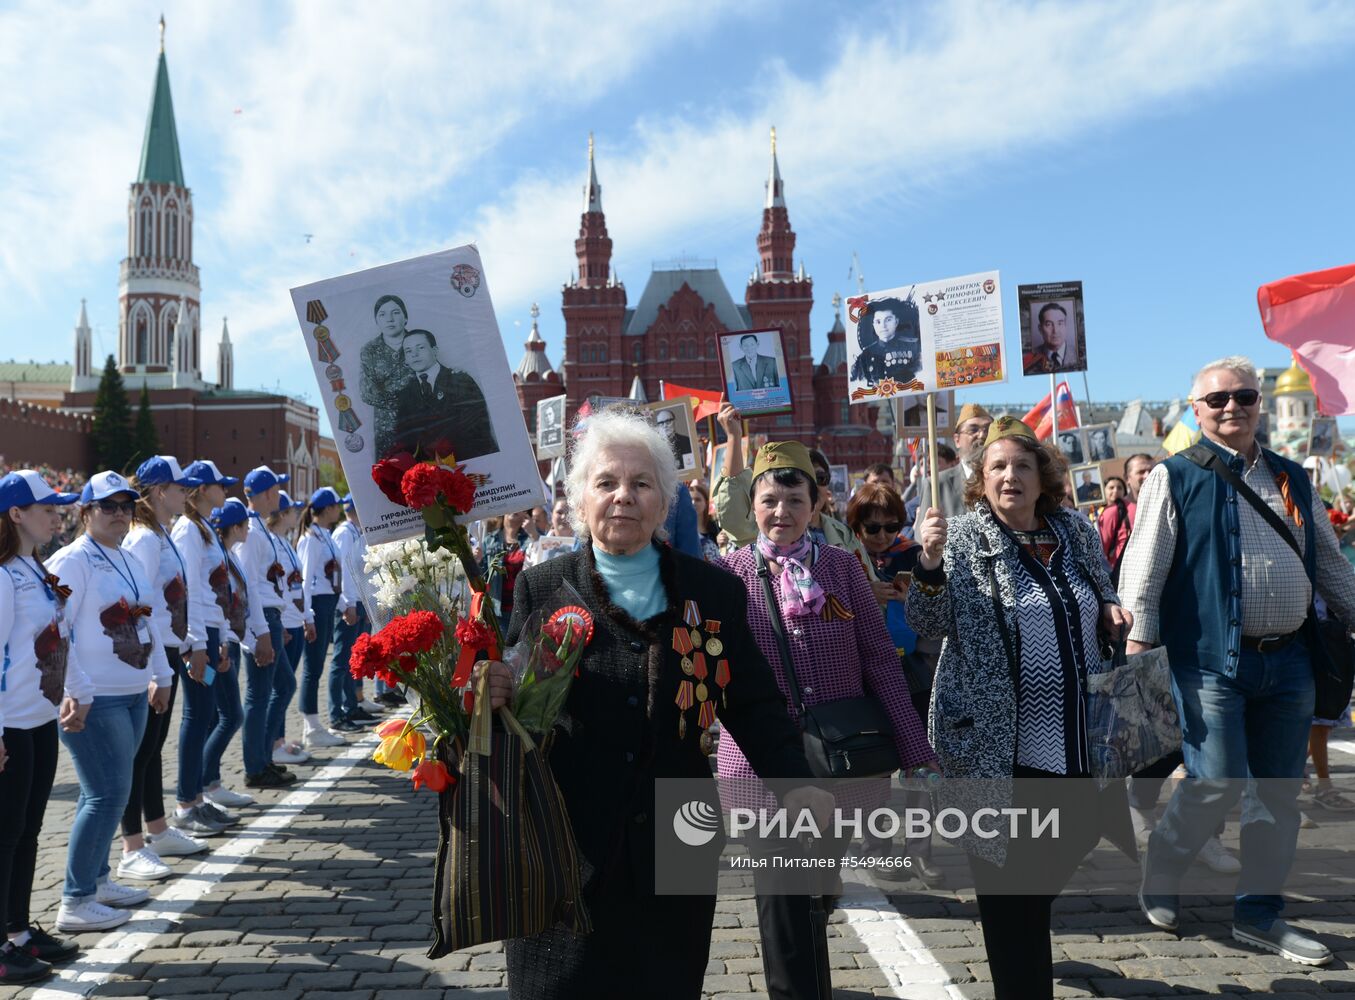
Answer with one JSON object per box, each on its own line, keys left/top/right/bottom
{"left": 3, "top": 0, "right": 1354, "bottom": 436}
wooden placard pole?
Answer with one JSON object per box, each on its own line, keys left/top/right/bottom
{"left": 926, "top": 392, "right": 940, "bottom": 512}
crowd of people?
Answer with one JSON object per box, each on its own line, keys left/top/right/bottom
{"left": 0, "top": 456, "right": 398, "bottom": 985}
{"left": 5, "top": 354, "right": 1353, "bottom": 997}
{"left": 461, "top": 357, "right": 1355, "bottom": 1000}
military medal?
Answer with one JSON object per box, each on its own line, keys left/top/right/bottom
{"left": 681, "top": 656, "right": 694, "bottom": 675}
{"left": 705, "top": 637, "right": 723, "bottom": 656}
{"left": 672, "top": 603, "right": 727, "bottom": 739}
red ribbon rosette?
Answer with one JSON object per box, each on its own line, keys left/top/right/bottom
{"left": 546, "top": 606, "right": 594, "bottom": 647}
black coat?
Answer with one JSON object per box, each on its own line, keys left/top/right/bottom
{"left": 390, "top": 366, "right": 498, "bottom": 461}
{"left": 505, "top": 542, "right": 809, "bottom": 893}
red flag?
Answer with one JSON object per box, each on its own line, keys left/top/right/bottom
{"left": 1258, "top": 264, "right": 1355, "bottom": 415}
{"left": 661, "top": 382, "right": 724, "bottom": 421}
{"left": 1022, "top": 382, "right": 1077, "bottom": 440}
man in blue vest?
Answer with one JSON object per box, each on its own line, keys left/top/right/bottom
{"left": 1120, "top": 355, "right": 1355, "bottom": 966}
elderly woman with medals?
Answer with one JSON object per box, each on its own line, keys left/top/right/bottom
{"left": 477, "top": 404, "right": 831, "bottom": 1000}
{"left": 717, "top": 441, "right": 935, "bottom": 1000}
{"left": 359, "top": 293, "right": 411, "bottom": 459}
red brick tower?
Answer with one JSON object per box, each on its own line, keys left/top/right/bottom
{"left": 745, "top": 127, "right": 814, "bottom": 438}
{"left": 561, "top": 135, "right": 627, "bottom": 418}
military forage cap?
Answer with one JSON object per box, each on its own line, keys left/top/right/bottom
{"left": 956, "top": 402, "right": 993, "bottom": 427}
{"left": 984, "top": 415, "right": 1037, "bottom": 447}
{"left": 752, "top": 440, "right": 817, "bottom": 482}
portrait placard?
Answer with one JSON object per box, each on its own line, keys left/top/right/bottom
{"left": 717, "top": 327, "right": 793, "bottom": 417}
{"left": 1018, "top": 281, "right": 1088, "bottom": 376}
{"left": 1071, "top": 463, "right": 1105, "bottom": 506}
{"left": 828, "top": 464, "right": 850, "bottom": 511}
{"left": 1055, "top": 429, "right": 1085, "bottom": 465}
{"left": 899, "top": 392, "right": 954, "bottom": 431}
{"left": 845, "top": 271, "right": 1005, "bottom": 405}
{"left": 645, "top": 397, "right": 704, "bottom": 481}
{"left": 290, "top": 245, "right": 542, "bottom": 545}
{"left": 1081, "top": 422, "right": 1117, "bottom": 462}
{"left": 1309, "top": 416, "right": 1338, "bottom": 458}
{"left": 536, "top": 394, "right": 567, "bottom": 459}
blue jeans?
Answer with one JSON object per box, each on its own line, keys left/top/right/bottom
{"left": 203, "top": 633, "right": 242, "bottom": 788}
{"left": 300, "top": 593, "right": 339, "bottom": 716}
{"left": 175, "top": 639, "right": 217, "bottom": 804}
{"left": 59, "top": 694, "right": 148, "bottom": 900}
{"left": 242, "top": 609, "right": 296, "bottom": 776}
{"left": 1146, "top": 641, "right": 1315, "bottom": 927}
{"left": 273, "top": 626, "right": 306, "bottom": 745}
{"left": 329, "top": 603, "right": 366, "bottom": 723}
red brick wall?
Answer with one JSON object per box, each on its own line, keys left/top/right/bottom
{"left": 0, "top": 399, "right": 95, "bottom": 472}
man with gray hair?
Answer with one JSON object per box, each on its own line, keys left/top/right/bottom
{"left": 1120, "top": 355, "right": 1355, "bottom": 965}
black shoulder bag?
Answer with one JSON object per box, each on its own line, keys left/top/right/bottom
{"left": 1179, "top": 444, "right": 1351, "bottom": 717}
{"left": 755, "top": 548, "right": 901, "bottom": 778}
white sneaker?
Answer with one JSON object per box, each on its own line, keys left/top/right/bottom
{"left": 272, "top": 744, "right": 310, "bottom": 765}
{"left": 116, "top": 847, "right": 172, "bottom": 882}
{"left": 204, "top": 784, "right": 254, "bottom": 808}
{"left": 1196, "top": 835, "right": 1242, "bottom": 874}
{"left": 304, "top": 726, "right": 346, "bottom": 748}
{"left": 56, "top": 898, "right": 131, "bottom": 932}
{"left": 95, "top": 878, "right": 148, "bottom": 908}
{"left": 359, "top": 698, "right": 387, "bottom": 715}
{"left": 146, "top": 826, "right": 207, "bottom": 857}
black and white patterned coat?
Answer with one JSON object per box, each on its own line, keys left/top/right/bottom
{"left": 905, "top": 502, "right": 1117, "bottom": 863}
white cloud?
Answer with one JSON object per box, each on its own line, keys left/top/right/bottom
{"left": 2, "top": 0, "right": 1352, "bottom": 414}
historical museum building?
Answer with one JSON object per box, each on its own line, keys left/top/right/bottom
{"left": 513, "top": 134, "right": 895, "bottom": 469}
{"left": 39, "top": 31, "right": 323, "bottom": 489}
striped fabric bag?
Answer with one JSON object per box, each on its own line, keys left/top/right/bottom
{"left": 427, "top": 673, "right": 591, "bottom": 957}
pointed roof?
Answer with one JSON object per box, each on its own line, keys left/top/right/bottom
{"left": 765, "top": 126, "right": 785, "bottom": 209}
{"left": 76, "top": 298, "right": 90, "bottom": 330}
{"left": 220, "top": 316, "right": 231, "bottom": 344}
{"left": 514, "top": 303, "right": 554, "bottom": 380}
{"left": 818, "top": 292, "right": 847, "bottom": 371}
{"left": 583, "top": 133, "right": 603, "bottom": 214}
{"left": 628, "top": 376, "right": 647, "bottom": 402}
{"left": 138, "top": 32, "right": 185, "bottom": 187}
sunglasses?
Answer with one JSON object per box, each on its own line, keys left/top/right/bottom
{"left": 861, "top": 521, "right": 902, "bottom": 535}
{"left": 95, "top": 500, "right": 137, "bottom": 515}
{"left": 1199, "top": 389, "right": 1259, "bottom": 409}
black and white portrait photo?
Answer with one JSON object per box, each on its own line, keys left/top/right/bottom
{"left": 536, "top": 394, "right": 567, "bottom": 459}
{"left": 292, "top": 245, "right": 542, "bottom": 544}
{"left": 1073, "top": 464, "right": 1103, "bottom": 505}
{"left": 849, "top": 295, "right": 922, "bottom": 387}
{"left": 647, "top": 398, "right": 703, "bottom": 479}
{"left": 1083, "top": 423, "right": 1116, "bottom": 462}
{"left": 718, "top": 328, "right": 792, "bottom": 417}
{"left": 1310, "top": 416, "right": 1338, "bottom": 457}
{"left": 1057, "top": 430, "right": 1084, "bottom": 464}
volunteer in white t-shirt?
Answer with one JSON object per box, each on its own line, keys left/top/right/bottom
{"left": 295, "top": 487, "right": 348, "bottom": 748}
{"left": 268, "top": 491, "right": 313, "bottom": 766}
{"left": 0, "top": 471, "right": 90, "bottom": 982}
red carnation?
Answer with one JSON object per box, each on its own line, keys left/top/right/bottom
{"left": 383, "top": 610, "right": 445, "bottom": 654}
{"left": 349, "top": 631, "right": 391, "bottom": 680}
{"left": 454, "top": 616, "right": 494, "bottom": 652}
{"left": 401, "top": 462, "right": 444, "bottom": 509}
{"left": 438, "top": 467, "right": 477, "bottom": 514}
{"left": 372, "top": 452, "right": 417, "bottom": 506}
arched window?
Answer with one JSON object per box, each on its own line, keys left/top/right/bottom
{"left": 598, "top": 343, "right": 608, "bottom": 362}
{"left": 676, "top": 341, "right": 688, "bottom": 360}
{"left": 632, "top": 341, "right": 644, "bottom": 363}
{"left": 840, "top": 401, "right": 850, "bottom": 425}
{"left": 657, "top": 340, "right": 669, "bottom": 361}
{"left": 166, "top": 204, "right": 179, "bottom": 258}
{"left": 706, "top": 339, "right": 716, "bottom": 359}
{"left": 135, "top": 315, "right": 149, "bottom": 364}
{"left": 138, "top": 200, "right": 154, "bottom": 257}
{"left": 580, "top": 346, "right": 592, "bottom": 364}
{"left": 787, "top": 337, "right": 798, "bottom": 359}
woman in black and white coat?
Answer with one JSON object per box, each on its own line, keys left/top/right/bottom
{"left": 907, "top": 416, "right": 1135, "bottom": 1000}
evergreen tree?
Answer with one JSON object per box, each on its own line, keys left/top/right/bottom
{"left": 130, "top": 385, "right": 160, "bottom": 470}
{"left": 91, "top": 355, "right": 133, "bottom": 473}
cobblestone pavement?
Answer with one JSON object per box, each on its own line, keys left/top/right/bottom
{"left": 8, "top": 700, "right": 1355, "bottom": 1000}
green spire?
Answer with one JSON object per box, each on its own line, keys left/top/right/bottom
{"left": 137, "top": 40, "right": 185, "bottom": 186}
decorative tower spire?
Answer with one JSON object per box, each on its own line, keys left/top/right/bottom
{"left": 73, "top": 299, "right": 93, "bottom": 384}
{"left": 514, "top": 302, "right": 554, "bottom": 381}
{"left": 574, "top": 134, "right": 613, "bottom": 289}
{"left": 765, "top": 126, "right": 785, "bottom": 209}
{"left": 139, "top": 22, "right": 184, "bottom": 186}
{"left": 217, "top": 317, "right": 234, "bottom": 390}
{"left": 584, "top": 132, "right": 603, "bottom": 214}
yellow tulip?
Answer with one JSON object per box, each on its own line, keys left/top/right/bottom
{"left": 374, "top": 734, "right": 415, "bottom": 771}
{"left": 405, "top": 728, "right": 427, "bottom": 759}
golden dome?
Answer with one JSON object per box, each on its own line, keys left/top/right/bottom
{"left": 1273, "top": 356, "right": 1313, "bottom": 397}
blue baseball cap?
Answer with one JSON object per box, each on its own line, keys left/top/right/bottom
{"left": 310, "top": 487, "right": 341, "bottom": 510}
{"left": 183, "top": 460, "right": 239, "bottom": 487}
{"left": 210, "top": 498, "right": 249, "bottom": 530}
{"left": 243, "top": 466, "right": 289, "bottom": 496}
{"left": 277, "top": 490, "right": 298, "bottom": 512}
{"left": 342, "top": 492, "right": 355, "bottom": 509}
{"left": 80, "top": 470, "right": 141, "bottom": 504}
{"left": 136, "top": 456, "right": 203, "bottom": 488}
{"left": 0, "top": 470, "right": 80, "bottom": 512}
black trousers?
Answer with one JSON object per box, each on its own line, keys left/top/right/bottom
{"left": 968, "top": 768, "right": 1103, "bottom": 1000}
{"left": 0, "top": 721, "right": 59, "bottom": 932}
{"left": 122, "top": 652, "right": 180, "bottom": 836}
